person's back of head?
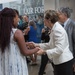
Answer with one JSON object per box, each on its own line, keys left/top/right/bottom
{"left": 29, "top": 20, "right": 37, "bottom": 29}
{"left": 0, "top": 7, "right": 17, "bottom": 52}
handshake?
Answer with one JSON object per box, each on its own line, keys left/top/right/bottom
{"left": 26, "top": 42, "right": 46, "bottom": 55}
{"left": 26, "top": 42, "right": 37, "bottom": 49}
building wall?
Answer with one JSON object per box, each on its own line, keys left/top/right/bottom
{"left": 44, "top": 0, "right": 55, "bottom": 10}
{"left": 59, "top": 0, "right": 75, "bottom": 20}
{"left": 3, "top": 3, "right": 10, "bottom": 8}
{"left": 2, "top": 0, "right": 75, "bottom": 20}
{"left": 44, "top": 0, "right": 75, "bottom": 20}
{"left": 0, "top": 4, "right": 3, "bottom": 10}
{"left": 3, "top": 0, "right": 44, "bottom": 15}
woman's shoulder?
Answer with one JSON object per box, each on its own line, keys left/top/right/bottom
{"left": 54, "top": 22, "right": 64, "bottom": 31}
{"left": 30, "top": 26, "right": 35, "bottom": 30}
{"left": 12, "top": 28, "right": 22, "bottom": 33}
{"left": 12, "top": 28, "right": 18, "bottom": 33}
{"left": 53, "top": 22, "right": 66, "bottom": 35}
{"left": 12, "top": 28, "right": 23, "bottom": 39}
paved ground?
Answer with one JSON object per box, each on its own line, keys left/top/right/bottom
{"left": 28, "top": 56, "right": 54, "bottom": 75}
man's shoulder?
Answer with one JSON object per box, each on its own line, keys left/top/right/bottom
{"left": 69, "top": 19, "right": 75, "bottom": 25}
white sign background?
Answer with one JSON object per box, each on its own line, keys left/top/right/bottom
{"left": 0, "top": 0, "right": 17, "bottom": 3}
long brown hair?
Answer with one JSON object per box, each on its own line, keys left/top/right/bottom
{"left": 0, "top": 8, "right": 17, "bottom": 52}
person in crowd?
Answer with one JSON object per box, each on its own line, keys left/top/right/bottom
{"left": 23, "top": 15, "right": 29, "bottom": 42}
{"left": 27, "top": 10, "right": 74, "bottom": 75}
{"left": 38, "top": 26, "right": 50, "bottom": 75}
{"left": 23, "top": 15, "right": 29, "bottom": 23}
{"left": 41, "top": 26, "right": 50, "bottom": 43}
{"left": 57, "top": 7, "right": 75, "bottom": 75}
{"left": 19, "top": 15, "right": 23, "bottom": 25}
{"left": 17, "top": 15, "right": 29, "bottom": 42}
{"left": 0, "top": 7, "right": 40, "bottom": 75}
{"left": 36, "top": 14, "right": 44, "bottom": 43}
{"left": 28, "top": 20, "right": 38, "bottom": 43}
{"left": 27, "top": 20, "right": 38, "bottom": 65}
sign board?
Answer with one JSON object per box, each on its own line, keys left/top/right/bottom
{"left": 19, "top": 0, "right": 44, "bottom": 15}
{"left": 0, "top": 0, "right": 17, "bottom": 3}
{"left": 24, "top": 6, "right": 44, "bottom": 14}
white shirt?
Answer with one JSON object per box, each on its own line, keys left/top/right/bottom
{"left": 64, "top": 18, "right": 70, "bottom": 28}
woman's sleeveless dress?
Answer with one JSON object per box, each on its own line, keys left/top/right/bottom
{"left": 0, "top": 28, "right": 28, "bottom": 75}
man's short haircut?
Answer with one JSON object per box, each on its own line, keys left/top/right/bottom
{"left": 58, "top": 7, "right": 71, "bottom": 18}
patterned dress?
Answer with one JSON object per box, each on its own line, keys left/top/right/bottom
{"left": 0, "top": 28, "right": 28, "bottom": 75}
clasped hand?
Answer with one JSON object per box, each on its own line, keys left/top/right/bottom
{"left": 26, "top": 42, "right": 45, "bottom": 55}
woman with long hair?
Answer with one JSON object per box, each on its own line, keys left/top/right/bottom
{"left": 0, "top": 8, "right": 39, "bottom": 75}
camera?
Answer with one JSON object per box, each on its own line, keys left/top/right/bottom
{"left": 44, "top": 27, "right": 50, "bottom": 34}
{"left": 17, "top": 22, "right": 28, "bottom": 31}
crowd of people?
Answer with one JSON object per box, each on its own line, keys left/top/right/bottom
{"left": 0, "top": 7, "right": 75, "bottom": 75}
